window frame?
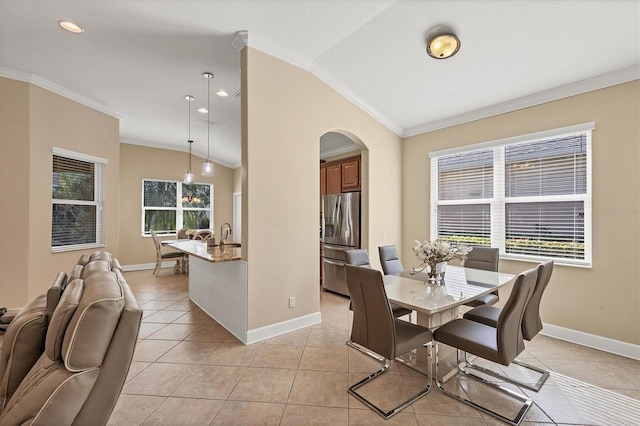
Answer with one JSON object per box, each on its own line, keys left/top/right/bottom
{"left": 51, "top": 147, "right": 107, "bottom": 253}
{"left": 430, "top": 122, "right": 594, "bottom": 267}
{"left": 141, "top": 178, "right": 214, "bottom": 237}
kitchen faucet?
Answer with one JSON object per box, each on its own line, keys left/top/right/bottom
{"left": 220, "top": 222, "right": 232, "bottom": 242}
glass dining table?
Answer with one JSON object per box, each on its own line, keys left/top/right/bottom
{"left": 383, "top": 266, "right": 515, "bottom": 380}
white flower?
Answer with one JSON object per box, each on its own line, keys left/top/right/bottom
{"left": 412, "top": 239, "right": 473, "bottom": 265}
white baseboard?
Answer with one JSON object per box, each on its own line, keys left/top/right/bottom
{"left": 541, "top": 322, "right": 640, "bottom": 361}
{"left": 122, "top": 262, "right": 174, "bottom": 272}
{"left": 246, "top": 312, "right": 322, "bottom": 345}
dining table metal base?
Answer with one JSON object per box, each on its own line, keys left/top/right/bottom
{"left": 394, "top": 307, "right": 461, "bottom": 382}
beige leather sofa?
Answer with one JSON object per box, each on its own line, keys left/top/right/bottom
{"left": 0, "top": 251, "right": 142, "bottom": 425}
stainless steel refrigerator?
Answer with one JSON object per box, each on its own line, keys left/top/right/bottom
{"left": 321, "top": 192, "right": 360, "bottom": 296}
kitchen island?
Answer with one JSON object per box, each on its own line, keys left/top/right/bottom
{"left": 166, "top": 240, "right": 247, "bottom": 342}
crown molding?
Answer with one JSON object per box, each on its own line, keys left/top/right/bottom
{"left": 232, "top": 30, "right": 248, "bottom": 52}
{"left": 404, "top": 66, "right": 640, "bottom": 137}
{"left": 0, "top": 67, "right": 123, "bottom": 119}
{"left": 320, "top": 144, "right": 359, "bottom": 159}
{"left": 310, "top": 62, "right": 404, "bottom": 137}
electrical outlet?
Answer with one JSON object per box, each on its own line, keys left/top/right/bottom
{"left": 289, "top": 296, "right": 295, "bottom": 308}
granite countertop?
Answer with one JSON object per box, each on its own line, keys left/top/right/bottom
{"left": 165, "top": 240, "right": 241, "bottom": 263}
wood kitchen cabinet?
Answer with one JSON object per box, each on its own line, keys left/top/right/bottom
{"left": 341, "top": 158, "right": 360, "bottom": 191}
{"left": 325, "top": 164, "right": 342, "bottom": 195}
{"left": 320, "top": 155, "right": 361, "bottom": 195}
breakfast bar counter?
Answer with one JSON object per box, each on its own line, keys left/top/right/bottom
{"left": 165, "top": 240, "right": 241, "bottom": 263}
{"left": 166, "top": 240, "right": 247, "bottom": 343}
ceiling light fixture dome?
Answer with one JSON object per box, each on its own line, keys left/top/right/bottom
{"left": 58, "top": 20, "right": 84, "bottom": 34}
{"left": 201, "top": 72, "right": 215, "bottom": 177}
{"left": 427, "top": 33, "right": 460, "bottom": 59}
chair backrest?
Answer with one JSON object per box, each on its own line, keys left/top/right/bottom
{"left": 463, "top": 247, "right": 499, "bottom": 271}
{"left": 378, "top": 245, "right": 404, "bottom": 275}
{"left": 177, "top": 228, "right": 189, "bottom": 239}
{"left": 0, "top": 272, "right": 68, "bottom": 410}
{"left": 345, "top": 249, "right": 371, "bottom": 268}
{"left": 0, "top": 262, "right": 142, "bottom": 426}
{"left": 193, "top": 229, "right": 213, "bottom": 240}
{"left": 345, "top": 265, "right": 396, "bottom": 359}
{"left": 522, "top": 260, "right": 554, "bottom": 341}
{"left": 496, "top": 268, "right": 538, "bottom": 365}
{"left": 150, "top": 229, "right": 162, "bottom": 252}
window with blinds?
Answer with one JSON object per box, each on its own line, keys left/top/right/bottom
{"left": 52, "top": 149, "right": 107, "bottom": 251}
{"left": 430, "top": 123, "right": 593, "bottom": 266}
{"left": 142, "top": 179, "right": 213, "bottom": 235}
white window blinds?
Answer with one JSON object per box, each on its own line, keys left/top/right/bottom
{"left": 430, "top": 123, "right": 593, "bottom": 266}
{"left": 52, "top": 149, "right": 106, "bottom": 251}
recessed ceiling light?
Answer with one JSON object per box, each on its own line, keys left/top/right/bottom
{"left": 58, "top": 20, "right": 84, "bottom": 34}
{"left": 198, "top": 108, "right": 208, "bottom": 114}
{"left": 216, "top": 90, "right": 229, "bottom": 97}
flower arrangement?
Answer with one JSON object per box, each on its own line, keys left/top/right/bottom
{"left": 411, "top": 239, "right": 473, "bottom": 281}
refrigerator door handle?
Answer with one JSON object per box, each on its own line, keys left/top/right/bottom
{"left": 323, "top": 258, "right": 345, "bottom": 267}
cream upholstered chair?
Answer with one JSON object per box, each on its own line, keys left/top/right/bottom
{"left": 150, "top": 229, "right": 185, "bottom": 275}
{"left": 176, "top": 228, "right": 189, "bottom": 239}
{"left": 0, "top": 272, "right": 68, "bottom": 409}
{"left": 462, "top": 260, "right": 554, "bottom": 391}
{"left": 0, "top": 252, "right": 142, "bottom": 425}
{"left": 378, "top": 245, "right": 404, "bottom": 275}
{"left": 433, "top": 267, "right": 538, "bottom": 426}
{"left": 463, "top": 247, "right": 500, "bottom": 307}
{"left": 346, "top": 265, "right": 432, "bottom": 419}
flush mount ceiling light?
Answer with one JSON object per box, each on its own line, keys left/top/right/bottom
{"left": 183, "top": 95, "right": 195, "bottom": 184}
{"left": 216, "top": 90, "right": 229, "bottom": 97}
{"left": 58, "top": 20, "right": 84, "bottom": 34}
{"left": 201, "top": 72, "right": 215, "bottom": 177}
{"left": 427, "top": 33, "right": 460, "bottom": 59}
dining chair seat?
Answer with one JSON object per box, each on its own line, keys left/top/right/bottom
{"left": 462, "top": 260, "right": 554, "bottom": 391}
{"left": 346, "top": 265, "right": 432, "bottom": 419}
{"left": 344, "top": 249, "right": 413, "bottom": 362}
{"left": 433, "top": 267, "right": 538, "bottom": 426}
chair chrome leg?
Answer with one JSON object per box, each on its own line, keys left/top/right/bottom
{"left": 462, "top": 351, "right": 550, "bottom": 392}
{"left": 349, "top": 351, "right": 431, "bottom": 420}
{"left": 434, "top": 346, "right": 532, "bottom": 426}
{"left": 346, "top": 340, "right": 385, "bottom": 362}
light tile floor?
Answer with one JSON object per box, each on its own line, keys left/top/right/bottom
{"left": 107, "top": 269, "right": 640, "bottom": 425}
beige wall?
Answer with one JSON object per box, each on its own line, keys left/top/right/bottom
{"left": 403, "top": 80, "right": 640, "bottom": 345}
{"left": 0, "top": 77, "right": 120, "bottom": 307}
{"left": 242, "top": 48, "right": 403, "bottom": 330}
{"left": 232, "top": 167, "right": 242, "bottom": 194}
{"left": 0, "top": 79, "right": 31, "bottom": 307}
{"left": 118, "top": 143, "right": 235, "bottom": 265}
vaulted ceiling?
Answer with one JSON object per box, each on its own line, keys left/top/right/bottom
{"left": 1, "top": 1, "right": 638, "bottom": 168}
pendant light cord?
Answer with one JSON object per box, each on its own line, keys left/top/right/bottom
{"left": 207, "top": 74, "right": 211, "bottom": 161}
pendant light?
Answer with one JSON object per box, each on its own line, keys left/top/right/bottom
{"left": 183, "top": 95, "right": 195, "bottom": 184}
{"left": 201, "top": 71, "right": 215, "bottom": 176}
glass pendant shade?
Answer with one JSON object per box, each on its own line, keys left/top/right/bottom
{"left": 201, "top": 160, "right": 214, "bottom": 176}
{"left": 183, "top": 172, "right": 194, "bottom": 184}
